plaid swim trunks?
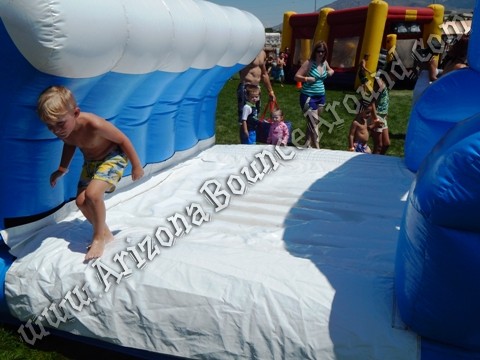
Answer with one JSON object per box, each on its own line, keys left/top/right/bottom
{"left": 78, "top": 147, "right": 128, "bottom": 193}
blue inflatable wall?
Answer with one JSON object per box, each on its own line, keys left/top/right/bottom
{"left": 397, "top": 0, "right": 480, "bottom": 354}
{"left": 396, "top": 114, "right": 480, "bottom": 351}
{"left": 0, "top": 0, "right": 265, "bottom": 230}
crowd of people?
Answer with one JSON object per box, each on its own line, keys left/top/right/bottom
{"left": 266, "top": 51, "right": 287, "bottom": 87}
{"left": 236, "top": 33, "right": 469, "bottom": 155}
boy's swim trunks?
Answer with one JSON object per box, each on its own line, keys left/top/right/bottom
{"left": 78, "top": 147, "right": 128, "bottom": 193}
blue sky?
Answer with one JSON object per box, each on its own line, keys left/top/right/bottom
{"left": 206, "top": 0, "right": 332, "bottom": 28}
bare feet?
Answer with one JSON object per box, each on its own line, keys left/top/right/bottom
{"left": 85, "top": 230, "right": 114, "bottom": 261}
{"left": 85, "top": 238, "right": 106, "bottom": 261}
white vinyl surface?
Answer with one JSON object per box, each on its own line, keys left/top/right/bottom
{"left": 4, "top": 145, "right": 418, "bottom": 359}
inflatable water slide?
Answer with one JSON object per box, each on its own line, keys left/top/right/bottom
{"left": 1, "top": 0, "right": 480, "bottom": 359}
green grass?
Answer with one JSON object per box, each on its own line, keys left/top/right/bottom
{"left": 216, "top": 75, "right": 413, "bottom": 157}
{"left": 0, "top": 322, "right": 136, "bottom": 360}
{"left": 0, "top": 77, "right": 414, "bottom": 359}
{"left": 0, "top": 323, "right": 69, "bottom": 360}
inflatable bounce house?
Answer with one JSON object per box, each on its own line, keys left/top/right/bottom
{"left": 1, "top": 0, "right": 480, "bottom": 359}
{"left": 281, "top": 0, "right": 444, "bottom": 88}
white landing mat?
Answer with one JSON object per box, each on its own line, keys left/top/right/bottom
{"left": 3, "top": 145, "right": 418, "bottom": 359}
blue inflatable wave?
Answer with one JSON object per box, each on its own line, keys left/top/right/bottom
{"left": 397, "top": 114, "right": 480, "bottom": 352}
{"left": 0, "top": 0, "right": 264, "bottom": 229}
{"left": 397, "top": 0, "right": 480, "bottom": 355}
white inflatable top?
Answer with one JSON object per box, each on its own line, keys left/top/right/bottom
{"left": 0, "top": 0, "right": 265, "bottom": 76}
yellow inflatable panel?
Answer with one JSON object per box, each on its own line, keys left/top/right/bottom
{"left": 281, "top": 11, "right": 296, "bottom": 53}
{"left": 355, "top": 0, "right": 388, "bottom": 89}
{"left": 313, "top": 8, "right": 334, "bottom": 45}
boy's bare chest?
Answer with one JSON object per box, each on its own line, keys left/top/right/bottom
{"left": 66, "top": 131, "right": 113, "bottom": 160}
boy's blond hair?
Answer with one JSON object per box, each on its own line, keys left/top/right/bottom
{"left": 245, "top": 85, "right": 260, "bottom": 97}
{"left": 37, "top": 85, "right": 77, "bottom": 123}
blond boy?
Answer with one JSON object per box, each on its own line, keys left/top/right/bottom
{"left": 37, "top": 86, "right": 144, "bottom": 261}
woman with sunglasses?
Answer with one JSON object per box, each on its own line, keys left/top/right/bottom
{"left": 294, "top": 41, "right": 334, "bottom": 148}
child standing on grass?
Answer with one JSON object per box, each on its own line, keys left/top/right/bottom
{"left": 37, "top": 85, "right": 144, "bottom": 261}
{"left": 348, "top": 103, "right": 382, "bottom": 153}
{"left": 348, "top": 104, "right": 372, "bottom": 153}
{"left": 267, "top": 109, "right": 289, "bottom": 146}
{"left": 240, "top": 85, "right": 260, "bottom": 144}
{"left": 371, "top": 74, "right": 391, "bottom": 155}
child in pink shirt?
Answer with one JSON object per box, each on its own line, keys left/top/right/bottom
{"left": 267, "top": 109, "right": 289, "bottom": 146}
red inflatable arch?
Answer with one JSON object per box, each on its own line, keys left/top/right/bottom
{"left": 282, "top": 0, "right": 444, "bottom": 88}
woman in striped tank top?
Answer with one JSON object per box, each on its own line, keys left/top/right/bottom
{"left": 294, "top": 41, "right": 334, "bottom": 149}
